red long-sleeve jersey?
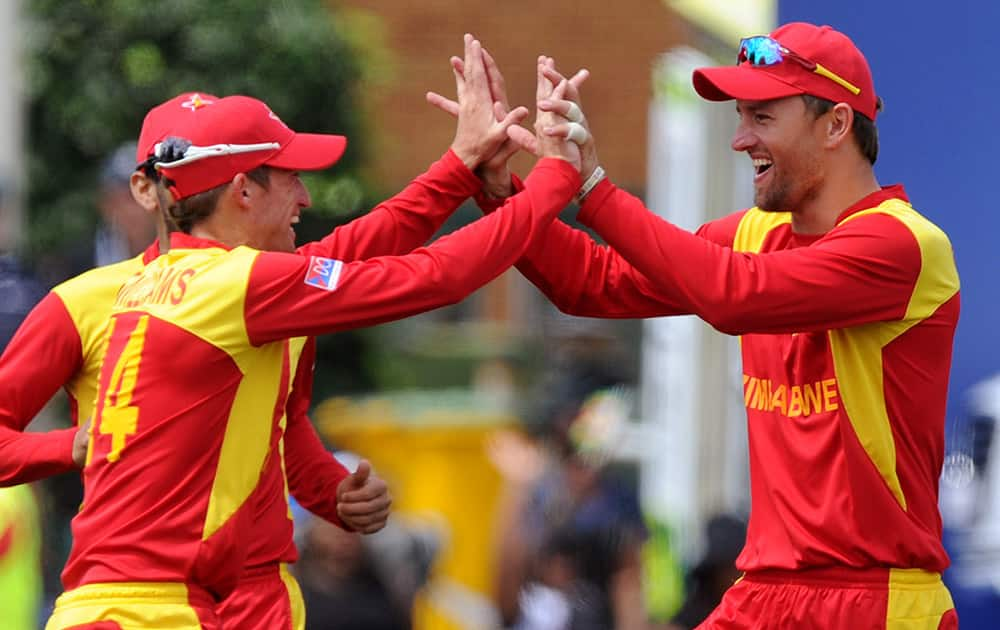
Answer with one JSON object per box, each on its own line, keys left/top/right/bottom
{"left": 504, "top": 179, "right": 958, "bottom": 573}
{"left": 63, "top": 157, "right": 579, "bottom": 597}
{"left": 1, "top": 150, "right": 501, "bottom": 583}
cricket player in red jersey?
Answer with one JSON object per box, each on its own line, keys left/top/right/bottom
{"left": 43, "top": 35, "right": 582, "bottom": 629}
{"left": 0, "top": 81, "right": 501, "bottom": 627}
{"left": 444, "top": 23, "right": 959, "bottom": 629}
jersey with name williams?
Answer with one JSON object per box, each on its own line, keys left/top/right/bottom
{"left": 63, "top": 157, "right": 581, "bottom": 598}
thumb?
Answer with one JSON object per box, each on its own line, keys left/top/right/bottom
{"left": 349, "top": 460, "right": 372, "bottom": 487}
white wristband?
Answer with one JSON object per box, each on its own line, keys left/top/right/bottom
{"left": 576, "top": 165, "right": 606, "bottom": 203}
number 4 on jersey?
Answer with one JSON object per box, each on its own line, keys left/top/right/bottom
{"left": 95, "top": 315, "right": 150, "bottom": 463}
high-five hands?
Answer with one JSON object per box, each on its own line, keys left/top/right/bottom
{"left": 428, "top": 47, "right": 524, "bottom": 198}
{"left": 427, "top": 42, "right": 594, "bottom": 190}
{"left": 448, "top": 34, "right": 531, "bottom": 172}
{"left": 336, "top": 459, "right": 392, "bottom": 534}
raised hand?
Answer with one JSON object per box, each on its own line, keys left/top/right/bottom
{"left": 537, "top": 58, "right": 598, "bottom": 179}
{"left": 336, "top": 459, "right": 392, "bottom": 534}
{"left": 534, "top": 57, "right": 582, "bottom": 171}
{"left": 447, "top": 34, "right": 530, "bottom": 172}
{"left": 428, "top": 46, "right": 527, "bottom": 198}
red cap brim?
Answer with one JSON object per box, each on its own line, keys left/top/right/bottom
{"left": 693, "top": 66, "right": 805, "bottom": 102}
{"left": 266, "top": 133, "right": 348, "bottom": 172}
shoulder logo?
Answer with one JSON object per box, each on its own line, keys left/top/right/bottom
{"left": 181, "top": 93, "right": 214, "bottom": 111}
{"left": 304, "top": 256, "right": 343, "bottom": 291}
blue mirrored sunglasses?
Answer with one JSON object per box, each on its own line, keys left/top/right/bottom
{"left": 738, "top": 36, "right": 861, "bottom": 96}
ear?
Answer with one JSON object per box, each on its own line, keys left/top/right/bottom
{"left": 229, "top": 173, "right": 254, "bottom": 209}
{"left": 824, "top": 103, "right": 854, "bottom": 150}
{"left": 129, "top": 171, "right": 159, "bottom": 214}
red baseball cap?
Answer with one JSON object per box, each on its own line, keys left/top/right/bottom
{"left": 140, "top": 93, "right": 348, "bottom": 200}
{"left": 692, "top": 22, "right": 878, "bottom": 120}
{"left": 135, "top": 92, "right": 221, "bottom": 165}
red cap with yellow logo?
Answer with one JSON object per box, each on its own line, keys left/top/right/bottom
{"left": 693, "top": 23, "right": 879, "bottom": 120}
{"left": 137, "top": 93, "right": 347, "bottom": 200}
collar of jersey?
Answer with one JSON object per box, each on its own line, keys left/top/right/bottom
{"left": 836, "top": 184, "right": 909, "bottom": 225}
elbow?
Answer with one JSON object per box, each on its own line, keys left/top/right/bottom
{"left": 701, "top": 308, "right": 747, "bottom": 336}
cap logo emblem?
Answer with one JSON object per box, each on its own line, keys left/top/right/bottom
{"left": 182, "top": 94, "right": 214, "bottom": 111}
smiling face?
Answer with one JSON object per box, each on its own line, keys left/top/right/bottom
{"left": 243, "top": 167, "right": 311, "bottom": 253}
{"left": 732, "top": 96, "right": 827, "bottom": 213}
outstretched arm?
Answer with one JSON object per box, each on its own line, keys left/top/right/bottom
{"left": 299, "top": 34, "right": 532, "bottom": 263}
{"left": 429, "top": 51, "right": 706, "bottom": 319}
{"left": 245, "top": 37, "right": 582, "bottom": 344}
{"left": 578, "top": 181, "right": 950, "bottom": 334}
{"left": 296, "top": 150, "right": 483, "bottom": 261}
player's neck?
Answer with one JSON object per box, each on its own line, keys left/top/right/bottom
{"left": 189, "top": 212, "right": 251, "bottom": 250}
{"left": 791, "top": 164, "right": 880, "bottom": 235}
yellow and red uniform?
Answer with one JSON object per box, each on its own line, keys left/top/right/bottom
{"left": 0, "top": 150, "right": 532, "bottom": 629}
{"left": 493, "top": 179, "right": 959, "bottom": 628}
{"left": 46, "top": 156, "right": 577, "bottom": 629}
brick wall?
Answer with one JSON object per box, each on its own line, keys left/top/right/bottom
{"left": 338, "top": 1, "right": 696, "bottom": 195}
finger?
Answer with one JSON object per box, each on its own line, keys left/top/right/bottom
{"left": 536, "top": 56, "right": 552, "bottom": 102}
{"left": 566, "top": 122, "right": 589, "bottom": 145}
{"left": 507, "top": 125, "right": 539, "bottom": 156}
{"left": 338, "top": 500, "right": 392, "bottom": 525}
{"left": 464, "top": 36, "right": 487, "bottom": 94}
{"left": 452, "top": 61, "right": 465, "bottom": 99}
{"left": 481, "top": 48, "right": 510, "bottom": 110}
{"left": 338, "top": 484, "right": 387, "bottom": 504}
{"left": 493, "top": 101, "right": 509, "bottom": 122}
{"left": 541, "top": 65, "right": 568, "bottom": 88}
{"left": 338, "top": 499, "right": 392, "bottom": 519}
{"left": 544, "top": 122, "right": 589, "bottom": 145}
{"left": 542, "top": 66, "right": 586, "bottom": 103}
{"left": 450, "top": 56, "right": 464, "bottom": 76}
{"left": 551, "top": 78, "right": 570, "bottom": 101}
{"left": 427, "top": 91, "right": 460, "bottom": 117}
{"left": 564, "top": 101, "right": 583, "bottom": 123}
{"left": 338, "top": 497, "right": 392, "bottom": 519}
{"left": 493, "top": 137, "right": 523, "bottom": 164}
{"left": 350, "top": 460, "right": 371, "bottom": 487}
{"left": 538, "top": 98, "right": 585, "bottom": 125}
{"left": 498, "top": 105, "right": 530, "bottom": 131}
{"left": 568, "top": 68, "right": 590, "bottom": 94}
{"left": 339, "top": 477, "right": 388, "bottom": 503}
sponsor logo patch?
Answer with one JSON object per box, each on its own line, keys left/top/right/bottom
{"left": 304, "top": 256, "right": 344, "bottom": 291}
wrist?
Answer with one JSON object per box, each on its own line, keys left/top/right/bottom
{"left": 450, "top": 144, "right": 479, "bottom": 170}
{"left": 576, "top": 165, "right": 606, "bottom": 203}
{"left": 478, "top": 172, "right": 515, "bottom": 200}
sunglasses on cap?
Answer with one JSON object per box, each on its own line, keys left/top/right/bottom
{"left": 134, "top": 136, "right": 280, "bottom": 176}
{"left": 738, "top": 36, "right": 861, "bottom": 96}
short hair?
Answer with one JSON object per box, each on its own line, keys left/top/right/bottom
{"left": 801, "top": 94, "right": 881, "bottom": 165}
{"left": 163, "top": 166, "right": 271, "bottom": 233}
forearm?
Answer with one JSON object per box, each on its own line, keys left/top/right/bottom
{"left": 247, "top": 158, "right": 581, "bottom": 344}
{"left": 298, "top": 150, "right": 481, "bottom": 260}
{"left": 0, "top": 426, "right": 77, "bottom": 486}
{"left": 579, "top": 180, "right": 926, "bottom": 334}
{"left": 285, "top": 419, "right": 350, "bottom": 528}
{"left": 478, "top": 175, "right": 691, "bottom": 318}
